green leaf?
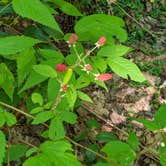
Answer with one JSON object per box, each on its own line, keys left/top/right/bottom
{"left": 102, "top": 141, "right": 136, "bottom": 166}
{"left": 0, "top": 63, "right": 14, "bottom": 100}
{"left": 54, "top": 118, "right": 65, "bottom": 139}
{"left": 97, "top": 45, "right": 132, "bottom": 58}
{"left": 32, "top": 111, "right": 54, "bottom": 124}
{"left": 30, "top": 107, "right": 43, "bottom": 114}
{"left": 47, "top": 78, "right": 60, "bottom": 101}
{"left": 5, "top": 144, "right": 27, "bottom": 162}
{"left": 0, "top": 113, "right": 5, "bottom": 127}
{"left": 12, "top": 0, "right": 62, "bottom": 34}
{"left": 33, "top": 64, "right": 57, "bottom": 78}
{"left": 0, "top": 36, "right": 41, "bottom": 55}
{"left": 38, "top": 49, "right": 64, "bottom": 67}
{"left": 48, "top": 117, "right": 57, "bottom": 140}
{"left": 86, "top": 119, "right": 100, "bottom": 129}
{"left": 96, "top": 132, "right": 118, "bottom": 143}
{"left": 17, "top": 48, "right": 36, "bottom": 86}
{"left": 91, "top": 57, "right": 107, "bottom": 72}
{"left": 66, "top": 85, "right": 77, "bottom": 110}
{"left": 20, "top": 70, "right": 48, "bottom": 93}
{"left": 40, "top": 140, "right": 82, "bottom": 166}
{"left": 77, "top": 91, "right": 93, "bottom": 103}
{"left": 108, "top": 57, "right": 146, "bottom": 82}
{"left": 127, "top": 132, "right": 139, "bottom": 151}
{"left": 154, "top": 104, "right": 166, "bottom": 129}
{"left": 4, "top": 112, "right": 17, "bottom": 127}
{"left": 23, "top": 153, "right": 52, "bottom": 166}
{"left": 31, "top": 93, "right": 43, "bottom": 106}
{"left": 61, "top": 110, "right": 77, "bottom": 124}
{"left": 93, "top": 162, "right": 112, "bottom": 166}
{"left": 135, "top": 104, "right": 166, "bottom": 131}
{"left": 75, "top": 14, "right": 127, "bottom": 44}
{"left": 0, "top": 130, "right": 6, "bottom": 166}
{"left": 51, "top": 0, "right": 82, "bottom": 16}
{"left": 26, "top": 147, "right": 38, "bottom": 157}
{"left": 75, "top": 75, "right": 90, "bottom": 89}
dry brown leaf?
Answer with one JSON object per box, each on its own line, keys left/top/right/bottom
{"left": 109, "top": 111, "right": 126, "bottom": 124}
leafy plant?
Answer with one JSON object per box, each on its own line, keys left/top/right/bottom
{"left": 1, "top": 0, "right": 164, "bottom": 166}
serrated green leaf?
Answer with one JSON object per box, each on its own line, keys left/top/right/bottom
{"left": 61, "top": 110, "right": 77, "bottom": 124}
{"left": 66, "top": 85, "right": 77, "bottom": 110}
{"left": 26, "top": 147, "right": 38, "bottom": 157}
{"left": 32, "top": 111, "right": 54, "bottom": 124}
{"left": 23, "top": 153, "right": 52, "bottom": 166}
{"left": 0, "top": 63, "right": 14, "bottom": 100}
{"left": 4, "top": 112, "right": 17, "bottom": 127}
{"left": 102, "top": 141, "right": 136, "bottom": 166}
{"left": 0, "top": 130, "right": 6, "bottom": 166}
{"left": 31, "top": 93, "right": 43, "bottom": 106}
{"left": 54, "top": 118, "right": 65, "bottom": 139}
{"left": 17, "top": 48, "right": 36, "bottom": 86}
{"left": 5, "top": 144, "right": 27, "bottom": 162}
{"left": 30, "top": 107, "right": 43, "bottom": 114}
{"left": 75, "top": 14, "right": 127, "bottom": 44}
{"left": 97, "top": 45, "right": 132, "bottom": 58}
{"left": 40, "top": 140, "right": 82, "bottom": 166}
{"left": 47, "top": 78, "right": 60, "bottom": 101}
{"left": 33, "top": 64, "right": 57, "bottom": 78}
{"left": 0, "top": 36, "right": 41, "bottom": 55}
{"left": 75, "top": 75, "right": 90, "bottom": 89}
{"left": 96, "top": 132, "right": 118, "bottom": 143}
{"left": 20, "top": 70, "right": 48, "bottom": 93}
{"left": 127, "top": 132, "right": 139, "bottom": 151}
{"left": 154, "top": 104, "right": 166, "bottom": 129}
{"left": 77, "top": 91, "right": 93, "bottom": 103}
{"left": 12, "top": 0, "right": 62, "bottom": 34}
{"left": 48, "top": 117, "right": 57, "bottom": 140}
{"left": 91, "top": 57, "right": 107, "bottom": 72}
{"left": 0, "top": 113, "right": 5, "bottom": 127}
{"left": 86, "top": 119, "right": 100, "bottom": 129}
{"left": 51, "top": 0, "right": 82, "bottom": 16}
{"left": 108, "top": 57, "right": 146, "bottom": 82}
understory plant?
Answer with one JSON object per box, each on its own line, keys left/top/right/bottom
{"left": 0, "top": 0, "right": 166, "bottom": 166}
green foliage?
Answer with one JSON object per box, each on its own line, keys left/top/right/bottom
{"left": 23, "top": 140, "right": 82, "bottom": 166}
{"left": 0, "top": 63, "right": 14, "bottom": 100}
{"left": 102, "top": 141, "right": 136, "bottom": 166}
{"left": 48, "top": 0, "right": 83, "bottom": 16}
{"left": 4, "top": 144, "right": 28, "bottom": 162}
{"left": 0, "top": 0, "right": 156, "bottom": 165}
{"left": 0, "top": 107, "right": 16, "bottom": 127}
{"left": 75, "top": 14, "right": 127, "bottom": 44}
{"left": 0, "top": 36, "right": 41, "bottom": 55}
{"left": 135, "top": 104, "right": 166, "bottom": 131}
{"left": 12, "top": 0, "right": 62, "bottom": 34}
{"left": 96, "top": 132, "right": 118, "bottom": 143}
{"left": 0, "top": 131, "right": 6, "bottom": 166}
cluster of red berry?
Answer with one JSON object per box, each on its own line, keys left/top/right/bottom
{"left": 55, "top": 34, "right": 112, "bottom": 91}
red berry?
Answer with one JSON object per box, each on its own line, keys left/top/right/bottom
{"left": 55, "top": 64, "right": 67, "bottom": 72}
{"left": 68, "top": 34, "right": 78, "bottom": 45}
{"left": 61, "top": 84, "right": 68, "bottom": 91}
{"left": 97, "top": 36, "right": 106, "bottom": 47}
{"left": 96, "top": 73, "right": 112, "bottom": 81}
{"left": 85, "top": 64, "right": 92, "bottom": 71}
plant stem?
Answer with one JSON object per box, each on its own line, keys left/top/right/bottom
{"left": 0, "top": 2, "right": 12, "bottom": 14}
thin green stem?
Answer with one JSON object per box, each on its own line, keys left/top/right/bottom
{"left": 0, "top": 2, "right": 12, "bottom": 14}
